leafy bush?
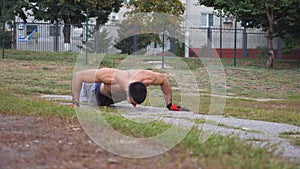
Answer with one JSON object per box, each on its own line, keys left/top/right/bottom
{"left": 0, "top": 28, "right": 13, "bottom": 49}
{"left": 114, "top": 33, "right": 154, "bottom": 55}
{"left": 169, "top": 37, "right": 185, "bottom": 57}
{"left": 256, "top": 46, "right": 269, "bottom": 58}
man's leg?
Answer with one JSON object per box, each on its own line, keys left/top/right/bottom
{"left": 95, "top": 83, "right": 115, "bottom": 106}
{"left": 80, "top": 82, "right": 98, "bottom": 106}
{"left": 80, "top": 83, "right": 88, "bottom": 102}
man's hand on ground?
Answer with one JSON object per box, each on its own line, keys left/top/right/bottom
{"left": 70, "top": 104, "right": 79, "bottom": 108}
{"left": 70, "top": 101, "right": 80, "bottom": 108}
{"left": 167, "top": 103, "right": 190, "bottom": 112}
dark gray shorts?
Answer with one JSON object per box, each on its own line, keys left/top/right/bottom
{"left": 94, "top": 83, "right": 114, "bottom": 106}
{"left": 80, "top": 82, "right": 114, "bottom": 106}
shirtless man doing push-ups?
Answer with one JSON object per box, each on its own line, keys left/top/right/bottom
{"left": 71, "top": 68, "right": 189, "bottom": 111}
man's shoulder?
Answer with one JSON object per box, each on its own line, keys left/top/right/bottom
{"left": 99, "top": 68, "right": 117, "bottom": 71}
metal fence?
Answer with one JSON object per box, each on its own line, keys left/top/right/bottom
{"left": 2, "top": 22, "right": 285, "bottom": 58}
{"left": 14, "top": 22, "right": 87, "bottom": 53}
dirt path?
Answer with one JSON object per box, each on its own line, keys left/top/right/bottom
{"left": 0, "top": 114, "right": 200, "bottom": 169}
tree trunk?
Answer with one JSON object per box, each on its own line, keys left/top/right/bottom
{"left": 63, "top": 18, "right": 71, "bottom": 51}
{"left": 266, "top": 30, "right": 274, "bottom": 68}
{"left": 63, "top": 25, "right": 71, "bottom": 44}
{"left": 266, "top": 7, "right": 275, "bottom": 68}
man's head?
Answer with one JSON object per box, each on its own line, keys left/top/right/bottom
{"left": 128, "top": 82, "right": 147, "bottom": 106}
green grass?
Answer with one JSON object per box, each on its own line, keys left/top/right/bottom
{"left": 4, "top": 49, "right": 78, "bottom": 63}
{"left": 0, "top": 59, "right": 73, "bottom": 95}
{"left": 1, "top": 51, "right": 299, "bottom": 125}
{"left": 0, "top": 90, "right": 76, "bottom": 120}
{"left": 180, "top": 129, "right": 296, "bottom": 169}
{"left": 223, "top": 99, "right": 300, "bottom": 126}
{"left": 0, "top": 91, "right": 297, "bottom": 168}
{"left": 279, "top": 131, "right": 300, "bottom": 147}
{"left": 0, "top": 50, "right": 300, "bottom": 168}
{"left": 102, "top": 111, "right": 171, "bottom": 138}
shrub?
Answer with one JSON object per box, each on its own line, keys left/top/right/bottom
{"left": 256, "top": 46, "right": 269, "bottom": 58}
{"left": 0, "top": 28, "right": 13, "bottom": 49}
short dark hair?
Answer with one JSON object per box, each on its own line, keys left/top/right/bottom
{"left": 128, "top": 82, "right": 147, "bottom": 104}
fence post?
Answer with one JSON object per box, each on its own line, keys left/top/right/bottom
{"left": 1, "top": 0, "right": 6, "bottom": 59}
{"left": 184, "top": 0, "right": 190, "bottom": 58}
{"left": 207, "top": 27, "right": 212, "bottom": 57}
{"left": 162, "top": 15, "right": 166, "bottom": 69}
{"left": 54, "top": 20, "right": 59, "bottom": 51}
{"left": 13, "top": 20, "right": 16, "bottom": 49}
{"left": 85, "top": 8, "right": 89, "bottom": 64}
{"left": 242, "top": 27, "right": 247, "bottom": 58}
{"left": 234, "top": 18, "right": 237, "bottom": 66}
{"left": 219, "top": 18, "right": 223, "bottom": 58}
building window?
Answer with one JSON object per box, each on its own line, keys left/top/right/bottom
{"left": 201, "top": 13, "right": 214, "bottom": 27}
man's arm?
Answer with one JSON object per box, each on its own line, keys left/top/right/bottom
{"left": 152, "top": 73, "right": 190, "bottom": 111}
{"left": 136, "top": 70, "right": 172, "bottom": 106}
{"left": 158, "top": 75, "right": 172, "bottom": 106}
{"left": 71, "top": 68, "right": 117, "bottom": 105}
{"left": 137, "top": 70, "right": 189, "bottom": 111}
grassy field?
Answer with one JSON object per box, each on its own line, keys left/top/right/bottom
{"left": 0, "top": 50, "right": 300, "bottom": 168}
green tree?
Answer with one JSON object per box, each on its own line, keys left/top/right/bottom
{"left": 0, "top": 28, "right": 12, "bottom": 48}
{"left": 169, "top": 36, "right": 185, "bottom": 57}
{"left": 83, "top": 0, "right": 123, "bottom": 27}
{"left": 84, "top": 27, "right": 113, "bottom": 53}
{"left": 82, "top": 0, "right": 123, "bottom": 53}
{"left": 198, "top": 0, "right": 300, "bottom": 68}
{"left": 115, "top": 0, "right": 185, "bottom": 55}
{"left": 1, "top": 1, "right": 29, "bottom": 49}
{"left": 29, "top": 0, "right": 123, "bottom": 51}
{"left": 114, "top": 21, "right": 158, "bottom": 55}
{"left": 1, "top": 0, "right": 29, "bottom": 22}
{"left": 29, "top": 0, "right": 85, "bottom": 50}
{"left": 129, "top": 0, "right": 185, "bottom": 16}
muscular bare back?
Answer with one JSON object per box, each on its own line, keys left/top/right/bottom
{"left": 100, "top": 69, "right": 148, "bottom": 102}
{"left": 72, "top": 68, "right": 172, "bottom": 107}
